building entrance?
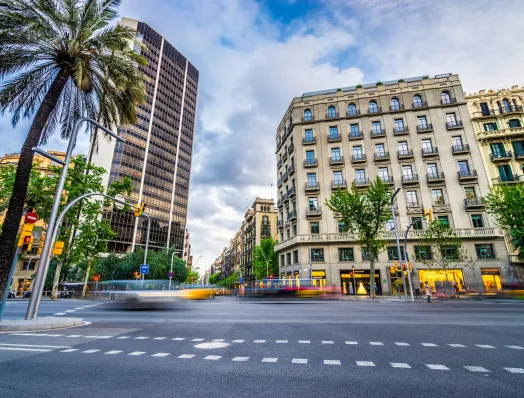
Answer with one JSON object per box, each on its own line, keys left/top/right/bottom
{"left": 340, "top": 269, "right": 382, "bottom": 295}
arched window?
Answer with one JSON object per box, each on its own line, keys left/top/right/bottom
{"left": 413, "top": 95, "right": 423, "bottom": 107}
{"left": 441, "top": 91, "right": 451, "bottom": 104}
{"left": 502, "top": 98, "right": 511, "bottom": 113}
{"left": 303, "top": 109, "right": 312, "bottom": 121}
{"left": 327, "top": 106, "right": 336, "bottom": 118}
{"left": 348, "top": 103, "right": 357, "bottom": 116}
{"left": 369, "top": 100, "right": 378, "bottom": 113}
{"left": 390, "top": 97, "right": 400, "bottom": 110}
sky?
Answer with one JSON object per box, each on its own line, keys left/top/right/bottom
{"left": 1, "top": 0, "right": 524, "bottom": 274}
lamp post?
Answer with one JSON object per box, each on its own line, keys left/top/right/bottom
{"left": 169, "top": 249, "right": 182, "bottom": 291}
{"left": 390, "top": 188, "right": 408, "bottom": 300}
{"left": 21, "top": 255, "right": 39, "bottom": 297}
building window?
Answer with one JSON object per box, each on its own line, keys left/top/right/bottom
{"left": 411, "top": 217, "right": 423, "bottom": 230}
{"left": 393, "top": 118, "right": 404, "bottom": 131}
{"left": 498, "top": 164, "right": 514, "bottom": 182}
{"left": 311, "top": 248, "right": 324, "bottom": 262}
{"left": 375, "top": 143, "right": 385, "bottom": 156}
{"left": 398, "top": 141, "right": 409, "bottom": 153}
{"left": 305, "top": 150, "right": 315, "bottom": 164}
{"left": 293, "top": 224, "right": 297, "bottom": 236}
{"left": 310, "top": 222, "right": 320, "bottom": 234}
{"left": 407, "top": 191, "right": 418, "bottom": 206}
{"left": 476, "top": 244, "right": 495, "bottom": 259}
{"left": 329, "top": 126, "right": 339, "bottom": 139}
{"left": 281, "top": 254, "right": 285, "bottom": 266}
{"left": 471, "top": 214, "right": 484, "bottom": 228}
{"left": 352, "top": 145, "right": 363, "bottom": 157}
{"left": 328, "top": 106, "right": 336, "bottom": 118}
{"left": 464, "top": 187, "right": 477, "bottom": 202}
{"left": 287, "top": 253, "right": 292, "bottom": 265}
{"left": 431, "top": 189, "right": 445, "bottom": 205}
{"left": 348, "top": 103, "right": 358, "bottom": 116}
{"left": 402, "top": 165, "right": 414, "bottom": 178}
{"left": 387, "top": 246, "right": 405, "bottom": 261}
{"left": 378, "top": 167, "right": 389, "bottom": 181}
{"left": 415, "top": 246, "right": 432, "bottom": 260}
{"left": 501, "top": 99, "right": 511, "bottom": 113}
{"left": 441, "top": 246, "right": 458, "bottom": 260}
{"left": 371, "top": 121, "right": 381, "bottom": 133}
{"left": 333, "top": 170, "right": 343, "bottom": 184}
{"left": 308, "top": 197, "right": 318, "bottom": 210}
{"left": 293, "top": 250, "right": 298, "bottom": 264}
{"left": 457, "top": 160, "right": 470, "bottom": 176}
{"left": 451, "top": 136, "right": 464, "bottom": 150}
{"left": 413, "top": 95, "right": 423, "bottom": 107}
{"left": 391, "top": 97, "right": 401, "bottom": 110}
{"left": 513, "top": 141, "right": 524, "bottom": 156}
{"left": 331, "top": 147, "right": 341, "bottom": 160}
{"left": 304, "top": 129, "right": 314, "bottom": 142}
{"left": 437, "top": 215, "right": 450, "bottom": 226}
{"left": 427, "top": 163, "right": 438, "bottom": 177}
{"left": 338, "top": 221, "right": 348, "bottom": 233}
{"left": 307, "top": 173, "right": 317, "bottom": 185}
{"left": 339, "top": 248, "right": 354, "bottom": 261}
{"left": 355, "top": 169, "right": 366, "bottom": 183}
{"left": 441, "top": 91, "right": 452, "bottom": 104}
{"left": 417, "top": 115, "right": 428, "bottom": 128}
{"left": 446, "top": 112, "right": 457, "bottom": 124}
{"left": 484, "top": 122, "right": 498, "bottom": 131}
{"left": 509, "top": 119, "right": 522, "bottom": 128}
{"left": 350, "top": 123, "right": 360, "bottom": 137}
{"left": 304, "top": 109, "right": 312, "bottom": 121}
{"left": 369, "top": 100, "right": 378, "bottom": 113}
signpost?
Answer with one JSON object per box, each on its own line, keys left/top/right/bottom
{"left": 168, "top": 271, "right": 174, "bottom": 278}
{"left": 140, "top": 264, "right": 149, "bottom": 275}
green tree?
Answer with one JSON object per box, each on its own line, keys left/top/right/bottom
{"left": 416, "top": 220, "right": 472, "bottom": 293}
{"left": 208, "top": 273, "right": 222, "bottom": 285}
{"left": 484, "top": 184, "right": 524, "bottom": 259}
{"left": 252, "top": 237, "right": 278, "bottom": 280}
{"left": 186, "top": 270, "right": 200, "bottom": 284}
{"left": 0, "top": 0, "right": 146, "bottom": 302}
{"left": 218, "top": 271, "right": 240, "bottom": 287}
{"left": 326, "top": 177, "right": 391, "bottom": 299}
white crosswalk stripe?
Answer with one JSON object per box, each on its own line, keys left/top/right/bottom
{"left": 67, "top": 335, "right": 83, "bottom": 338}
{"left": 232, "top": 357, "right": 249, "bottom": 361}
{"left": 262, "top": 358, "right": 278, "bottom": 363}
{"left": 232, "top": 340, "right": 245, "bottom": 343}
{"left": 135, "top": 337, "right": 148, "bottom": 340}
{"left": 117, "top": 336, "right": 130, "bottom": 339}
{"left": 390, "top": 363, "right": 411, "bottom": 368}
{"left": 153, "top": 337, "right": 166, "bottom": 340}
{"left": 178, "top": 354, "right": 194, "bottom": 359}
{"left": 299, "top": 340, "right": 310, "bottom": 344}
{"left": 421, "top": 343, "right": 438, "bottom": 347}
{"left": 213, "top": 339, "right": 225, "bottom": 342}
{"left": 82, "top": 349, "right": 99, "bottom": 354}
{"left": 276, "top": 340, "right": 288, "bottom": 343}
{"left": 475, "top": 344, "right": 495, "bottom": 348}
{"left": 128, "top": 351, "right": 146, "bottom": 356}
{"left": 395, "top": 342, "right": 410, "bottom": 346}
{"left": 505, "top": 345, "right": 524, "bottom": 350}
{"left": 369, "top": 342, "right": 383, "bottom": 346}
{"left": 448, "top": 344, "right": 466, "bottom": 347}
{"left": 322, "top": 341, "right": 334, "bottom": 344}
{"left": 345, "top": 341, "right": 358, "bottom": 345}
{"left": 356, "top": 361, "right": 375, "bottom": 367}
{"left": 60, "top": 349, "right": 79, "bottom": 353}
{"left": 464, "top": 366, "right": 490, "bottom": 372}
{"left": 426, "top": 364, "right": 449, "bottom": 370}
{"left": 172, "top": 338, "right": 185, "bottom": 341}
{"left": 324, "top": 360, "right": 341, "bottom": 365}
{"left": 104, "top": 350, "right": 122, "bottom": 355}
{"left": 254, "top": 340, "right": 266, "bottom": 343}
{"left": 152, "top": 353, "right": 170, "bottom": 357}
{"left": 292, "top": 358, "right": 307, "bottom": 364}
{"left": 504, "top": 368, "right": 524, "bottom": 374}
{"left": 204, "top": 355, "right": 221, "bottom": 360}
{"left": 54, "top": 313, "right": 66, "bottom": 315}
{"left": 192, "top": 339, "right": 204, "bottom": 342}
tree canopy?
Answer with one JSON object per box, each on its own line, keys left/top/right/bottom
{"left": 252, "top": 237, "right": 279, "bottom": 280}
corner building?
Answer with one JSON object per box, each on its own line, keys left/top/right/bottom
{"left": 275, "top": 74, "right": 509, "bottom": 295}
{"left": 103, "top": 18, "right": 198, "bottom": 253}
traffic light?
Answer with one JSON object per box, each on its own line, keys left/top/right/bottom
{"left": 37, "top": 232, "right": 46, "bottom": 255}
{"left": 93, "top": 275, "right": 100, "bottom": 282}
{"left": 134, "top": 202, "right": 146, "bottom": 217}
{"left": 402, "top": 263, "right": 407, "bottom": 271}
{"left": 423, "top": 208, "right": 433, "bottom": 221}
{"left": 18, "top": 224, "right": 34, "bottom": 252}
{"left": 52, "top": 241, "right": 64, "bottom": 255}
{"left": 408, "top": 262, "right": 413, "bottom": 272}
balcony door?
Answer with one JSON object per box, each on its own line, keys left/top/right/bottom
{"left": 402, "top": 165, "right": 413, "bottom": 178}
{"left": 457, "top": 160, "right": 470, "bottom": 175}
{"left": 490, "top": 143, "right": 504, "bottom": 156}
{"left": 498, "top": 164, "right": 513, "bottom": 181}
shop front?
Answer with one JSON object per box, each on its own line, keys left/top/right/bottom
{"left": 311, "top": 270, "right": 326, "bottom": 289}
{"left": 418, "top": 269, "right": 465, "bottom": 294}
{"left": 340, "top": 269, "right": 382, "bottom": 295}
{"left": 481, "top": 268, "right": 502, "bottom": 292}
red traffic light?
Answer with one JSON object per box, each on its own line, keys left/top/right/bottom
{"left": 23, "top": 236, "right": 31, "bottom": 244}
{"left": 402, "top": 264, "right": 406, "bottom": 271}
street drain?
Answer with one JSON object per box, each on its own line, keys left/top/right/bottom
{"left": 194, "top": 342, "right": 229, "bottom": 349}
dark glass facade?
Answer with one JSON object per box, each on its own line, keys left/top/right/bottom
{"left": 104, "top": 20, "right": 198, "bottom": 253}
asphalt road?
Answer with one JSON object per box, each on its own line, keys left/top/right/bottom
{"left": 0, "top": 297, "right": 523, "bottom": 398}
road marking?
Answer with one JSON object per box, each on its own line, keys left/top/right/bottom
{"left": 448, "top": 344, "right": 466, "bottom": 347}
{"left": 292, "top": 358, "right": 307, "bottom": 364}
{"left": 0, "top": 347, "right": 52, "bottom": 352}
{"left": 178, "top": 354, "right": 194, "bottom": 359}
{"left": 475, "top": 344, "right": 495, "bottom": 349}
{"left": 54, "top": 313, "right": 66, "bottom": 315}
{"left": 232, "top": 357, "right": 249, "bottom": 362}
{"left": 262, "top": 358, "right": 278, "bottom": 363}
{"left": 128, "top": 351, "right": 146, "bottom": 356}
{"left": 10, "top": 333, "right": 64, "bottom": 337}
{"left": 254, "top": 340, "right": 266, "bottom": 343}
{"left": 153, "top": 337, "right": 166, "bottom": 340}
{"left": 135, "top": 337, "right": 148, "bottom": 340}
{"left": 464, "top": 366, "right": 490, "bottom": 372}
{"left": 299, "top": 340, "right": 310, "bottom": 344}
{"left": 0, "top": 343, "right": 69, "bottom": 348}
{"left": 390, "top": 363, "right": 411, "bottom": 368}
{"left": 213, "top": 339, "right": 225, "bottom": 342}
{"left": 152, "top": 353, "right": 170, "bottom": 357}
{"left": 117, "top": 336, "right": 130, "bottom": 339}
{"left": 426, "top": 364, "right": 449, "bottom": 370}
{"left": 82, "top": 349, "right": 100, "bottom": 354}
{"left": 324, "top": 360, "right": 341, "bottom": 365}
{"left": 504, "top": 368, "right": 524, "bottom": 374}
{"left": 421, "top": 343, "right": 438, "bottom": 347}
{"left": 105, "top": 350, "right": 122, "bottom": 355}
{"left": 322, "top": 341, "right": 334, "bottom": 344}
{"left": 395, "top": 342, "right": 410, "bottom": 346}
{"left": 276, "top": 340, "right": 288, "bottom": 344}
{"left": 172, "top": 338, "right": 185, "bottom": 341}
{"left": 345, "top": 341, "right": 358, "bottom": 345}
{"left": 67, "top": 335, "right": 83, "bottom": 338}
{"left": 60, "top": 349, "right": 79, "bottom": 353}
{"left": 505, "top": 345, "right": 524, "bottom": 350}
{"left": 65, "top": 310, "right": 75, "bottom": 312}
{"left": 204, "top": 355, "right": 221, "bottom": 360}
{"left": 74, "top": 307, "right": 83, "bottom": 310}
{"left": 191, "top": 338, "right": 204, "bottom": 342}
{"left": 232, "top": 340, "right": 244, "bottom": 343}
{"left": 356, "top": 361, "right": 375, "bottom": 367}
{"left": 369, "top": 342, "right": 383, "bottom": 346}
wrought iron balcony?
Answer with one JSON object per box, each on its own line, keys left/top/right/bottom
{"left": 495, "top": 174, "right": 522, "bottom": 184}
{"left": 348, "top": 131, "right": 363, "bottom": 140}
{"left": 304, "top": 158, "right": 317, "bottom": 167}
{"left": 277, "top": 178, "right": 282, "bottom": 188}
{"left": 302, "top": 115, "right": 315, "bottom": 122}
{"left": 446, "top": 120, "right": 463, "bottom": 130}
{"left": 427, "top": 172, "right": 445, "bottom": 183}
{"left": 346, "top": 109, "right": 361, "bottom": 117}
{"left": 328, "top": 133, "right": 342, "bottom": 143}
{"left": 452, "top": 144, "right": 470, "bottom": 154}
{"left": 371, "top": 129, "right": 386, "bottom": 138}
{"left": 330, "top": 156, "right": 345, "bottom": 166}
{"left": 282, "top": 192, "right": 289, "bottom": 203}
{"left": 351, "top": 154, "right": 366, "bottom": 163}
{"left": 287, "top": 210, "right": 297, "bottom": 221}
{"left": 331, "top": 180, "right": 347, "bottom": 189}
{"left": 499, "top": 105, "right": 523, "bottom": 114}
{"left": 464, "top": 198, "right": 485, "bottom": 209}
{"left": 416, "top": 123, "right": 433, "bottom": 132}
{"left": 401, "top": 174, "right": 419, "bottom": 185}
{"left": 277, "top": 220, "right": 283, "bottom": 229}
{"left": 393, "top": 126, "right": 409, "bottom": 135}
{"left": 397, "top": 149, "right": 414, "bottom": 159}
{"left": 282, "top": 151, "right": 288, "bottom": 161}
{"left": 306, "top": 206, "right": 322, "bottom": 218}
{"left": 282, "top": 171, "right": 289, "bottom": 181}
{"left": 287, "top": 186, "right": 296, "bottom": 198}
{"left": 288, "top": 144, "right": 294, "bottom": 154}
{"left": 380, "top": 176, "right": 394, "bottom": 185}
{"left": 458, "top": 169, "right": 478, "bottom": 181}
{"left": 354, "top": 178, "right": 370, "bottom": 187}
{"left": 277, "top": 159, "right": 282, "bottom": 168}
{"left": 441, "top": 97, "right": 458, "bottom": 105}
{"left": 368, "top": 107, "right": 383, "bottom": 114}
{"left": 326, "top": 112, "right": 339, "bottom": 119}
{"left": 422, "top": 147, "right": 439, "bottom": 157}
{"left": 515, "top": 151, "right": 524, "bottom": 160}
{"left": 303, "top": 136, "right": 316, "bottom": 145}
{"left": 412, "top": 101, "right": 428, "bottom": 109}
{"left": 277, "top": 199, "right": 283, "bottom": 208}
{"left": 374, "top": 152, "right": 390, "bottom": 162}
{"left": 389, "top": 104, "right": 405, "bottom": 112}
{"left": 472, "top": 110, "right": 496, "bottom": 119}
{"left": 288, "top": 163, "right": 295, "bottom": 175}
{"left": 490, "top": 151, "right": 512, "bottom": 162}
{"left": 305, "top": 182, "right": 320, "bottom": 191}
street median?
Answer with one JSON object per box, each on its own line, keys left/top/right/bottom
{"left": 0, "top": 317, "right": 84, "bottom": 332}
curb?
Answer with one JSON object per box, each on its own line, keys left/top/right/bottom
{"left": 0, "top": 317, "right": 84, "bottom": 332}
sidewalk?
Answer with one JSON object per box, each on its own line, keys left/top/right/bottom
{"left": 0, "top": 317, "right": 85, "bottom": 332}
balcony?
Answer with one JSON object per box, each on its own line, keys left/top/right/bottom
{"left": 490, "top": 151, "right": 512, "bottom": 162}
{"left": 374, "top": 152, "right": 390, "bottom": 162}
{"left": 305, "top": 182, "right": 320, "bottom": 192}
{"left": 288, "top": 163, "right": 295, "bottom": 175}
{"left": 287, "top": 210, "right": 297, "bottom": 222}
{"left": 326, "top": 112, "right": 340, "bottom": 119}
{"left": 499, "top": 105, "right": 523, "bottom": 114}
{"left": 303, "top": 136, "right": 316, "bottom": 145}
{"left": 379, "top": 176, "right": 394, "bottom": 185}
{"left": 416, "top": 124, "right": 433, "bottom": 133}
{"left": 277, "top": 159, "right": 282, "bottom": 168}
{"left": 330, "top": 156, "right": 345, "bottom": 166}
{"left": 332, "top": 180, "right": 347, "bottom": 190}
{"left": 282, "top": 151, "right": 288, "bottom": 161}
{"left": 515, "top": 151, "right": 524, "bottom": 160}
{"left": 304, "top": 158, "right": 317, "bottom": 168}
{"left": 302, "top": 115, "right": 315, "bottom": 122}
{"left": 472, "top": 110, "right": 496, "bottom": 119}
{"left": 401, "top": 174, "right": 419, "bottom": 186}
{"left": 441, "top": 97, "right": 458, "bottom": 105}
{"left": 277, "top": 199, "right": 283, "bottom": 208}
{"left": 328, "top": 133, "right": 342, "bottom": 143}
{"left": 349, "top": 131, "right": 363, "bottom": 140}
{"left": 464, "top": 198, "right": 485, "bottom": 210}
{"left": 452, "top": 144, "right": 470, "bottom": 154}
{"left": 458, "top": 169, "right": 478, "bottom": 182}
{"left": 446, "top": 120, "right": 463, "bottom": 130}
{"left": 393, "top": 126, "right": 409, "bottom": 135}
{"left": 354, "top": 178, "right": 370, "bottom": 188}
{"left": 288, "top": 144, "right": 294, "bottom": 154}
{"left": 494, "top": 174, "right": 522, "bottom": 184}
{"left": 397, "top": 149, "right": 414, "bottom": 160}
{"left": 351, "top": 154, "right": 366, "bottom": 163}
{"left": 282, "top": 171, "right": 289, "bottom": 182}
{"left": 306, "top": 207, "right": 322, "bottom": 218}
{"left": 368, "top": 107, "right": 383, "bottom": 115}
{"left": 346, "top": 110, "right": 361, "bottom": 117}
{"left": 261, "top": 229, "right": 271, "bottom": 238}
{"left": 277, "top": 220, "right": 283, "bottom": 229}
{"left": 282, "top": 192, "right": 289, "bottom": 203}
{"left": 422, "top": 147, "right": 439, "bottom": 157}
{"left": 277, "top": 178, "right": 282, "bottom": 188}
{"left": 371, "top": 129, "right": 386, "bottom": 138}
{"left": 389, "top": 104, "right": 405, "bottom": 112}
{"left": 287, "top": 186, "right": 296, "bottom": 198}
{"left": 412, "top": 101, "right": 428, "bottom": 109}
{"left": 427, "top": 172, "right": 445, "bottom": 184}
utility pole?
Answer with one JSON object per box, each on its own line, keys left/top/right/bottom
{"left": 390, "top": 188, "right": 407, "bottom": 300}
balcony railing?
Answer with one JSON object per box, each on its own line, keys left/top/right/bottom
{"left": 446, "top": 120, "right": 463, "bottom": 129}
{"left": 464, "top": 198, "right": 485, "bottom": 208}
{"left": 380, "top": 176, "right": 394, "bottom": 185}
{"left": 277, "top": 178, "right": 282, "bottom": 188}
{"left": 452, "top": 144, "right": 470, "bottom": 154}
{"left": 389, "top": 104, "right": 404, "bottom": 112}
{"left": 441, "top": 97, "right": 458, "bottom": 105}
{"left": 422, "top": 147, "right": 439, "bottom": 157}
{"left": 401, "top": 174, "right": 419, "bottom": 184}
{"left": 412, "top": 101, "right": 428, "bottom": 109}
{"left": 288, "top": 144, "right": 294, "bottom": 154}
{"left": 277, "top": 159, "right": 282, "bottom": 168}
{"left": 332, "top": 180, "right": 347, "bottom": 189}
{"left": 304, "top": 158, "right": 317, "bottom": 167}
{"left": 490, "top": 151, "right": 512, "bottom": 161}
{"left": 303, "top": 136, "right": 316, "bottom": 145}
{"left": 427, "top": 172, "right": 445, "bottom": 183}
{"left": 305, "top": 182, "right": 320, "bottom": 191}
{"left": 326, "top": 112, "right": 339, "bottom": 119}
{"left": 282, "top": 192, "right": 288, "bottom": 202}
{"left": 349, "top": 131, "right": 363, "bottom": 140}
{"left": 282, "top": 171, "right": 289, "bottom": 181}
{"left": 328, "top": 133, "right": 342, "bottom": 142}
{"left": 374, "top": 152, "right": 390, "bottom": 161}
{"left": 458, "top": 170, "right": 478, "bottom": 180}
{"left": 282, "top": 151, "right": 288, "bottom": 161}
{"left": 347, "top": 110, "right": 361, "bottom": 117}
{"left": 351, "top": 154, "right": 366, "bottom": 163}
{"left": 287, "top": 210, "right": 297, "bottom": 221}
{"left": 397, "top": 149, "right": 414, "bottom": 159}
{"left": 515, "top": 151, "right": 524, "bottom": 160}
{"left": 288, "top": 163, "right": 295, "bottom": 175}
{"left": 416, "top": 123, "right": 433, "bottom": 132}
{"left": 302, "top": 115, "right": 315, "bottom": 122}
{"left": 287, "top": 186, "right": 296, "bottom": 198}
{"left": 371, "top": 129, "right": 386, "bottom": 138}
{"left": 306, "top": 207, "right": 322, "bottom": 217}
{"left": 368, "top": 107, "right": 382, "bottom": 114}
{"left": 277, "top": 220, "right": 283, "bottom": 229}
{"left": 277, "top": 199, "right": 283, "bottom": 208}
{"left": 393, "top": 126, "right": 409, "bottom": 135}
{"left": 495, "top": 174, "right": 522, "bottom": 184}
{"left": 329, "top": 156, "right": 344, "bottom": 166}
{"left": 354, "top": 178, "right": 370, "bottom": 187}
{"left": 499, "top": 105, "right": 523, "bottom": 114}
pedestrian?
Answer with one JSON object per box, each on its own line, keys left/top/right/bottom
{"left": 425, "top": 282, "right": 432, "bottom": 303}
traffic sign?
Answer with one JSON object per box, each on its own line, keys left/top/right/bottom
{"left": 140, "top": 264, "right": 149, "bottom": 274}
{"left": 239, "top": 277, "right": 244, "bottom": 283}
{"left": 168, "top": 271, "right": 174, "bottom": 278}
{"left": 25, "top": 211, "right": 38, "bottom": 224}
{"left": 114, "top": 194, "right": 126, "bottom": 210}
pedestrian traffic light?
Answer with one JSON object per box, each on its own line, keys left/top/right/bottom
{"left": 134, "top": 202, "right": 146, "bottom": 217}
{"left": 423, "top": 208, "right": 433, "bottom": 221}
{"left": 37, "top": 232, "right": 46, "bottom": 255}
{"left": 93, "top": 275, "right": 100, "bottom": 282}
{"left": 52, "top": 241, "right": 64, "bottom": 255}
{"left": 18, "top": 224, "right": 34, "bottom": 252}
{"left": 402, "top": 264, "right": 407, "bottom": 271}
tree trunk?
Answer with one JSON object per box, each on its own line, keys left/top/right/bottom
{"left": 51, "top": 260, "right": 64, "bottom": 300}
{"left": 81, "top": 260, "right": 92, "bottom": 298}
{"left": 369, "top": 255, "right": 376, "bottom": 299}
{"left": 0, "top": 70, "right": 69, "bottom": 302}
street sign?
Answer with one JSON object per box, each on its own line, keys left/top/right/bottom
{"left": 114, "top": 194, "right": 126, "bottom": 210}
{"left": 239, "top": 277, "right": 244, "bottom": 283}
{"left": 25, "top": 211, "right": 38, "bottom": 224}
{"left": 168, "top": 271, "right": 174, "bottom": 278}
{"left": 140, "top": 264, "right": 149, "bottom": 274}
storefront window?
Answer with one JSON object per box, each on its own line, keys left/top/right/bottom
{"left": 312, "top": 270, "right": 326, "bottom": 289}
{"left": 418, "top": 269, "right": 465, "bottom": 294}
{"left": 481, "top": 268, "right": 501, "bottom": 292}
{"left": 340, "top": 270, "right": 382, "bottom": 295}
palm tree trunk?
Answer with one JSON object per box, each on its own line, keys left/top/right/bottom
{"left": 81, "top": 260, "right": 92, "bottom": 298}
{"left": 0, "top": 69, "right": 69, "bottom": 301}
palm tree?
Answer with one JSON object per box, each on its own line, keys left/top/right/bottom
{"left": 0, "top": 0, "right": 146, "bottom": 300}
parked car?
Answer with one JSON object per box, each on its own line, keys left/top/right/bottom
{"left": 7, "top": 290, "right": 16, "bottom": 299}
{"left": 23, "top": 291, "right": 31, "bottom": 298}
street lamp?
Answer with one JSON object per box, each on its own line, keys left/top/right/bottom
{"left": 390, "top": 188, "right": 408, "bottom": 300}
{"left": 20, "top": 255, "right": 39, "bottom": 297}
{"left": 169, "top": 249, "right": 182, "bottom": 291}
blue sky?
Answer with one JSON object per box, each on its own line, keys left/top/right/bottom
{"left": 1, "top": 0, "right": 524, "bottom": 271}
